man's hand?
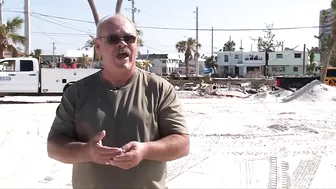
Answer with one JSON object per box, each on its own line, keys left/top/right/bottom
{"left": 85, "top": 130, "right": 123, "bottom": 165}
{"left": 109, "top": 141, "right": 148, "bottom": 170}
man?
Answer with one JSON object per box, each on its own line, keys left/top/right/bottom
{"left": 47, "top": 14, "right": 190, "bottom": 188}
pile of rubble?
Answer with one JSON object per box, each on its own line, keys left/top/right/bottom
{"left": 175, "top": 82, "right": 272, "bottom": 98}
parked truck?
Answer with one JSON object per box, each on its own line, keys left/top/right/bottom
{"left": 0, "top": 57, "right": 100, "bottom": 96}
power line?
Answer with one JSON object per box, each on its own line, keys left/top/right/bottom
{"left": 31, "top": 18, "right": 58, "bottom": 42}
{"left": 4, "top": 9, "right": 330, "bottom": 32}
{"left": 31, "top": 14, "right": 93, "bottom": 35}
{"left": 31, "top": 31, "right": 89, "bottom": 36}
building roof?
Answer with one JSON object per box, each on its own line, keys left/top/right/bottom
{"left": 137, "top": 53, "right": 182, "bottom": 60}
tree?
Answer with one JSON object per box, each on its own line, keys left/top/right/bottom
{"left": 136, "top": 60, "right": 151, "bottom": 71}
{"left": 0, "top": 16, "right": 26, "bottom": 57}
{"left": 82, "top": 35, "right": 100, "bottom": 61}
{"left": 63, "top": 57, "right": 73, "bottom": 66}
{"left": 204, "top": 56, "right": 218, "bottom": 73}
{"left": 30, "top": 49, "right": 42, "bottom": 61}
{"left": 318, "top": 0, "right": 336, "bottom": 81}
{"left": 77, "top": 54, "right": 90, "bottom": 68}
{"left": 87, "top": 0, "right": 144, "bottom": 61}
{"left": 306, "top": 47, "right": 320, "bottom": 74}
{"left": 88, "top": 0, "right": 99, "bottom": 25}
{"left": 250, "top": 24, "right": 282, "bottom": 52}
{"left": 175, "top": 37, "right": 201, "bottom": 74}
{"left": 222, "top": 39, "right": 236, "bottom": 51}
{"left": 136, "top": 29, "right": 144, "bottom": 47}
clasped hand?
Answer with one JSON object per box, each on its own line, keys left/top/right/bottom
{"left": 85, "top": 130, "right": 148, "bottom": 170}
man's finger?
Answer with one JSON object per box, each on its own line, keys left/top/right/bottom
{"left": 121, "top": 142, "right": 136, "bottom": 153}
{"left": 97, "top": 146, "right": 123, "bottom": 155}
{"left": 112, "top": 153, "right": 133, "bottom": 162}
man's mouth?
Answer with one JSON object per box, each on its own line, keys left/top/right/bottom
{"left": 116, "top": 48, "right": 131, "bottom": 59}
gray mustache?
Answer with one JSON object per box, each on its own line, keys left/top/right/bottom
{"left": 118, "top": 48, "right": 131, "bottom": 54}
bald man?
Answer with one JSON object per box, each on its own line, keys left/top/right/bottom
{"left": 47, "top": 14, "right": 190, "bottom": 189}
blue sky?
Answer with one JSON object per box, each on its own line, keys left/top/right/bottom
{"left": 3, "top": 0, "right": 332, "bottom": 55}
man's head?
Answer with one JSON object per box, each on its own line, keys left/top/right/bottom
{"left": 95, "top": 14, "right": 137, "bottom": 72}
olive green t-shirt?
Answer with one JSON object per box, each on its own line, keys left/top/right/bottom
{"left": 48, "top": 68, "right": 188, "bottom": 189}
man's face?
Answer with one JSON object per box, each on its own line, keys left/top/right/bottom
{"left": 95, "top": 17, "right": 138, "bottom": 71}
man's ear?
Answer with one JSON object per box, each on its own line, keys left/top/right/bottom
{"left": 95, "top": 39, "right": 100, "bottom": 54}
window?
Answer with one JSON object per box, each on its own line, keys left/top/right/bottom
{"left": 272, "top": 66, "right": 285, "bottom": 72}
{"left": 0, "top": 60, "right": 15, "bottom": 72}
{"left": 162, "top": 67, "right": 167, "bottom": 73}
{"left": 234, "top": 54, "right": 239, "bottom": 59}
{"left": 20, "top": 60, "right": 34, "bottom": 71}
{"left": 294, "top": 53, "right": 301, "bottom": 58}
{"left": 326, "top": 69, "right": 336, "bottom": 77}
{"left": 276, "top": 54, "right": 283, "bottom": 58}
{"left": 293, "top": 66, "right": 299, "bottom": 72}
{"left": 224, "top": 55, "right": 229, "bottom": 62}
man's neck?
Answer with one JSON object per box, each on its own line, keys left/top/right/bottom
{"left": 102, "top": 67, "right": 136, "bottom": 87}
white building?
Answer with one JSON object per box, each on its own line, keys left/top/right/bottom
{"left": 179, "top": 58, "right": 206, "bottom": 74}
{"left": 268, "top": 50, "right": 308, "bottom": 76}
{"left": 216, "top": 51, "right": 265, "bottom": 77}
{"left": 138, "top": 53, "right": 181, "bottom": 75}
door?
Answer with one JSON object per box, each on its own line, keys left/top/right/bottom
{"left": 0, "top": 59, "right": 17, "bottom": 93}
{"left": 14, "top": 59, "right": 39, "bottom": 93}
{"left": 235, "top": 66, "right": 239, "bottom": 76}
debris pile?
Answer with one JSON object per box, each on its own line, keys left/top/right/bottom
{"left": 175, "top": 82, "right": 273, "bottom": 99}
{"left": 175, "top": 79, "right": 336, "bottom": 102}
{"left": 282, "top": 80, "right": 336, "bottom": 102}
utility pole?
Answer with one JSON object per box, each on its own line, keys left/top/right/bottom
{"left": 128, "top": 0, "right": 137, "bottom": 22}
{"left": 131, "top": 0, "right": 135, "bottom": 22}
{"left": 0, "top": 0, "right": 4, "bottom": 24}
{"left": 240, "top": 39, "right": 243, "bottom": 51}
{"left": 211, "top": 26, "right": 213, "bottom": 57}
{"left": 281, "top": 41, "right": 284, "bottom": 51}
{"left": 303, "top": 44, "right": 306, "bottom": 75}
{"left": 52, "top": 42, "right": 56, "bottom": 63}
{"left": 195, "top": 6, "right": 199, "bottom": 75}
{"left": 24, "top": 0, "right": 30, "bottom": 55}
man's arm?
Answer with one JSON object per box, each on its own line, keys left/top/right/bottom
{"left": 143, "top": 82, "right": 190, "bottom": 162}
{"left": 47, "top": 86, "right": 90, "bottom": 164}
{"left": 143, "top": 134, "right": 189, "bottom": 162}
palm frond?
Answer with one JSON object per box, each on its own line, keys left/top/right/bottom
{"left": 6, "top": 16, "right": 24, "bottom": 33}
{"left": 7, "top": 33, "right": 25, "bottom": 45}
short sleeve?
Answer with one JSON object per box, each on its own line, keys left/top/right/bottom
{"left": 158, "top": 82, "right": 189, "bottom": 137}
{"left": 48, "top": 85, "right": 78, "bottom": 140}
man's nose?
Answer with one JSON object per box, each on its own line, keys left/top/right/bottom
{"left": 117, "top": 39, "right": 127, "bottom": 47}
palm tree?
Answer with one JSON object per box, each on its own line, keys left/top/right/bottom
{"left": 175, "top": 37, "right": 201, "bottom": 74}
{"left": 77, "top": 54, "right": 90, "bottom": 68}
{"left": 83, "top": 35, "right": 95, "bottom": 49}
{"left": 136, "top": 60, "right": 151, "bottom": 71}
{"left": 0, "top": 16, "right": 26, "bottom": 58}
{"left": 82, "top": 35, "right": 100, "bottom": 61}
{"left": 136, "top": 29, "right": 144, "bottom": 47}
